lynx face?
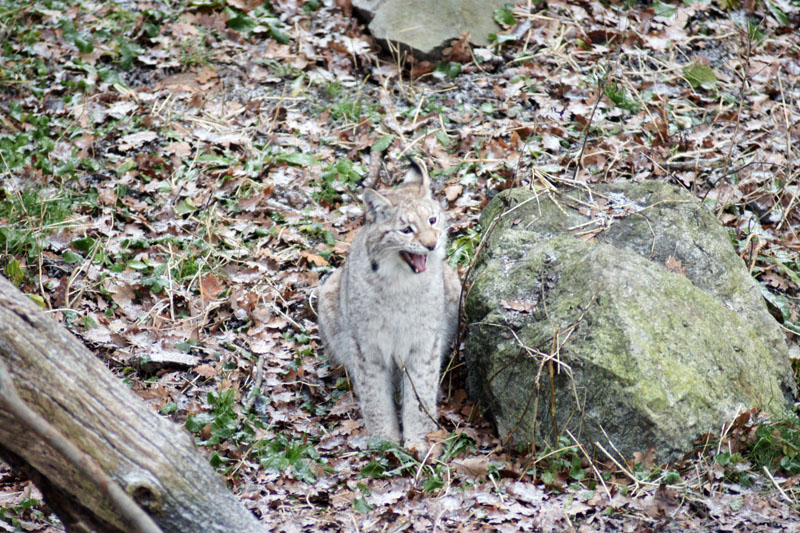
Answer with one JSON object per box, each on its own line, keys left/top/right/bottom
{"left": 362, "top": 166, "right": 446, "bottom": 275}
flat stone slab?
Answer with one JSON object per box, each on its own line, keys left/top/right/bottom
{"left": 353, "top": 0, "right": 507, "bottom": 59}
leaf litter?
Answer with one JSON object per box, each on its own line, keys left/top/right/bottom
{"left": 0, "top": 0, "right": 799, "bottom": 530}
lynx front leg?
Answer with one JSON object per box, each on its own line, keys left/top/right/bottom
{"left": 353, "top": 350, "right": 400, "bottom": 443}
{"left": 400, "top": 342, "right": 441, "bottom": 450}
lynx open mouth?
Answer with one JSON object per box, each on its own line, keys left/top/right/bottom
{"left": 400, "top": 251, "right": 427, "bottom": 274}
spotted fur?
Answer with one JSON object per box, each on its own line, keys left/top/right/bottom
{"left": 317, "top": 163, "right": 460, "bottom": 451}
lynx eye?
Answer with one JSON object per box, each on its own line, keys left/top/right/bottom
{"left": 428, "top": 216, "right": 438, "bottom": 225}
{"left": 400, "top": 225, "right": 414, "bottom": 234}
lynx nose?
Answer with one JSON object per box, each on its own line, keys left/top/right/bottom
{"left": 419, "top": 229, "right": 437, "bottom": 251}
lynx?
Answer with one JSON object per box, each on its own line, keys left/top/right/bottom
{"left": 317, "top": 162, "right": 460, "bottom": 452}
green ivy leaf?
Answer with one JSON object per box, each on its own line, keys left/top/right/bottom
{"left": 370, "top": 135, "right": 395, "bottom": 153}
{"left": 176, "top": 340, "right": 196, "bottom": 353}
{"left": 653, "top": 1, "right": 676, "bottom": 17}
{"left": 269, "top": 24, "right": 291, "bottom": 44}
{"left": 422, "top": 477, "right": 444, "bottom": 492}
{"left": 489, "top": 32, "right": 518, "bottom": 44}
{"left": 766, "top": 0, "right": 788, "bottom": 26}
{"left": 541, "top": 469, "right": 557, "bottom": 484}
{"left": 292, "top": 460, "right": 316, "bottom": 483}
{"left": 493, "top": 4, "right": 516, "bottom": 26}
{"left": 353, "top": 497, "right": 372, "bottom": 514}
{"left": 434, "top": 61, "right": 461, "bottom": 79}
{"left": 73, "top": 33, "right": 95, "bottom": 54}
{"left": 5, "top": 259, "right": 25, "bottom": 286}
{"left": 277, "top": 152, "right": 317, "bottom": 167}
{"left": 175, "top": 198, "right": 197, "bottom": 215}
{"left": 209, "top": 451, "right": 228, "bottom": 468}
{"left": 684, "top": 63, "right": 718, "bottom": 91}
{"left": 128, "top": 260, "right": 148, "bottom": 270}
{"left": 435, "top": 130, "right": 452, "bottom": 147}
{"left": 63, "top": 250, "right": 82, "bottom": 264}
{"left": 225, "top": 8, "right": 254, "bottom": 31}
{"left": 185, "top": 412, "right": 214, "bottom": 433}
{"left": 72, "top": 236, "right": 96, "bottom": 252}
{"left": 360, "top": 459, "right": 386, "bottom": 478}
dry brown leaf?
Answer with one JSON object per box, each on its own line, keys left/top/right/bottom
{"left": 632, "top": 447, "right": 656, "bottom": 469}
{"left": 195, "top": 66, "right": 218, "bottom": 84}
{"left": 301, "top": 250, "right": 328, "bottom": 267}
{"left": 444, "top": 184, "right": 463, "bottom": 202}
{"left": 118, "top": 131, "right": 157, "bottom": 151}
{"left": 97, "top": 187, "right": 117, "bottom": 206}
{"left": 500, "top": 298, "right": 535, "bottom": 313}
{"left": 200, "top": 273, "right": 225, "bottom": 300}
{"left": 194, "top": 364, "right": 218, "bottom": 379}
{"left": 452, "top": 456, "right": 490, "bottom": 479}
{"left": 665, "top": 255, "right": 686, "bottom": 275}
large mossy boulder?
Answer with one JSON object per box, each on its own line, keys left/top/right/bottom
{"left": 464, "top": 181, "right": 796, "bottom": 461}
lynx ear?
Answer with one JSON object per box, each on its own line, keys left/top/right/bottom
{"left": 401, "top": 159, "right": 431, "bottom": 198}
{"left": 362, "top": 189, "right": 393, "bottom": 222}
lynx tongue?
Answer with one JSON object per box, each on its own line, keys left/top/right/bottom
{"left": 400, "top": 251, "right": 427, "bottom": 274}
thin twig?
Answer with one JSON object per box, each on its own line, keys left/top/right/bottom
{"left": 594, "top": 441, "right": 642, "bottom": 490}
{"left": 565, "top": 429, "right": 611, "bottom": 501}
{"left": 243, "top": 354, "right": 266, "bottom": 414}
{"left": 763, "top": 465, "right": 793, "bottom": 504}
{"left": 775, "top": 67, "right": 797, "bottom": 232}
{"left": 570, "top": 71, "right": 609, "bottom": 182}
{"left": 717, "top": 25, "right": 752, "bottom": 215}
{"left": 392, "top": 354, "right": 444, "bottom": 432}
{"left": 449, "top": 191, "right": 547, "bottom": 373}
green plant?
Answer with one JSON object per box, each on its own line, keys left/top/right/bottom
{"left": 604, "top": 80, "right": 640, "bottom": 113}
{"left": 328, "top": 99, "right": 380, "bottom": 124}
{"left": 254, "top": 434, "right": 324, "bottom": 483}
{"left": 713, "top": 451, "right": 754, "bottom": 486}
{"left": 186, "top": 388, "right": 255, "bottom": 446}
{"left": 0, "top": 187, "right": 76, "bottom": 260}
{"left": 360, "top": 437, "right": 418, "bottom": 479}
{"left": 313, "top": 159, "right": 365, "bottom": 203}
{"left": 0, "top": 497, "right": 50, "bottom": 529}
{"left": 749, "top": 418, "right": 800, "bottom": 475}
{"left": 683, "top": 62, "right": 718, "bottom": 91}
{"left": 440, "top": 432, "right": 475, "bottom": 461}
{"left": 179, "top": 35, "right": 213, "bottom": 68}
{"left": 320, "top": 81, "right": 381, "bottom": 125}
{"left": 224, "top": 4, "right": 290, "bottom": 42}
{"left": 298, "top": 219, "right": 335, "bottom": 247}
{"left": 493, "top": 3, "right": 516, "bottom": 26}
{"left": 448, "top": 226, "right": 482, "bottom": 267}
{"left": 537, "top": 437, "right": 591, "bottom": 489}
{"left": 360, "top": 434, "right": 478, "bottom": 493}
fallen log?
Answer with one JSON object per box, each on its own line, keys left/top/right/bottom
{"left": 0, "top": 275, "right": 265, "bottom": 533}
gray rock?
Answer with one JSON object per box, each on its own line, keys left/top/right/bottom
{"left": 465, "top": 182, "right": 796, "bottom": 461}
{"left": 352, "top": 0, "right": 507, "bottom": 59}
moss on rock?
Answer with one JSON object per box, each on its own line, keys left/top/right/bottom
{"left": 465, "top": 182, "right": 795, "bottom": 461}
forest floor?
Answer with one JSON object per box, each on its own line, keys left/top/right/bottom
{"left": 1, "top": 0, "right": 800, "bottom": 531}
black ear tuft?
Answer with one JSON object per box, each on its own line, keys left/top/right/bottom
{"left": 401, "top": 158, "right": 431, "bottom": 198}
